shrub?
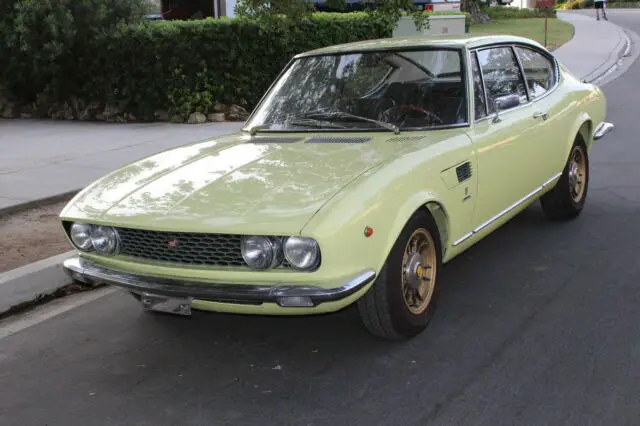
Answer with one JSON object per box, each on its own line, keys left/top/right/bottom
{"left": 107, "top": 14, "right": 392, "bottom": 118}
{"left": 2, "top": 0, "right": 151, "bottom": 105}
{"left": 0, "top": 0, "right": 19, "bottom": 81}
{"left": 580, "top": 0, "right": 595, "bottom": 7}
{"left": 484, "top": 5, "right": 557, "bottom": 18}
{"left": 1, "top": 12, "right": 392, "bottom": 120}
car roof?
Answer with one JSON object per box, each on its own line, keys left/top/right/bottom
{"left": 295, "top": 34, "right": 547, "bottom": 57}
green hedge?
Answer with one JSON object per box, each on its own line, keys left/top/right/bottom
{"left": 2, "top": 13, "right": 392, "bottom": 121}
{"left": 484, "top": 6, "right": 557, "bottom": 18}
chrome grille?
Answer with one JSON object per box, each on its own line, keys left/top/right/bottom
{"left": 117, "top": 228, "right": 290, "bottom": 268}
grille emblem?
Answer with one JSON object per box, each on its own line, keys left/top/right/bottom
{"left": 167, "top": 239, "right": 179, "bottom": 249}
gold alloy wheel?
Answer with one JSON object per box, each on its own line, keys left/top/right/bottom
{"left": 568, "top": 145, "right": 587, "bottom": 203}
{"left": 401, "top": 228, "right": 437, "bottom": 315}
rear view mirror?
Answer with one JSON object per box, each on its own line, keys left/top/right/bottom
{"left": 495, "top": 94, "right": 521, "bottom": 110}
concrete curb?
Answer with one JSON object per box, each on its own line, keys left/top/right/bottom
{"left": 0, "top": 189, "right": 79, "bottom": 218}
{"left": 0, "top": 251, "right": 76, "bottom": 316}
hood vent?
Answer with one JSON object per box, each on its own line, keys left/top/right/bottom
{"left": 386, "top": 136, "right": 426, "bottom": 143}
{"left": 248, "top": 136, "right": 303, "bottom": 144}
{"left": 305, "top": 136, "right": 372, "bottom": 144}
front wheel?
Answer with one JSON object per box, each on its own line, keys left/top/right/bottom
{"left": 357, "top": 210, "right": 442, "bottom": 340}
{"left": 540, "top": 141, "right": 590, "bottom": 220}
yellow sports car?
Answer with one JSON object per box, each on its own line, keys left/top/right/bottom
{"left": 60, "top": 34, "right": 613, "bottom": 339}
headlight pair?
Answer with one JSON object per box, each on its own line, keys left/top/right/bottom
{"left": 69, "top": 223, "right": 120, "bottom": 255}
{"left": 241, "top": 236, "right": 320, "bottom": 271}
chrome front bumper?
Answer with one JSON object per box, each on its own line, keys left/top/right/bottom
{"left": 63, "top": 256, "right": 376, "bottom": 308}
{"left": 593, "top": 122, "right": 614, "bottom": 141}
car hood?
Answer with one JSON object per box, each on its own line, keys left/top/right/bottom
{"left": 61, "top": 132, "right": 404, "bottom": 235}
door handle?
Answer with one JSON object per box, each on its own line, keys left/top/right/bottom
{"left": 533, "top": 111, "right": 548, "bottom": 120}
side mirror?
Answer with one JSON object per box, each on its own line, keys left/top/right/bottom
{"left": 491, "top": 94, "right": 521, "bottom": 123}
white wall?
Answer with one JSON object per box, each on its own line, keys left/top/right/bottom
{"left": 226, "top": 0, "right": 237, "bottom": 17}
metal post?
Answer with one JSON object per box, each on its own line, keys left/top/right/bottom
{"left": 544, "top": 15, "right": 548, "bottom": 48}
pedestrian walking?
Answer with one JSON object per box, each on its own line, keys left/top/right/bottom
{"left": 595, "top": 0, "right": 608, "bottom": 21}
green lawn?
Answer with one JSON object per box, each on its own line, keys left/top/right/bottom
{"left": 469, "top": 18, "right": 575, "bottom": 51}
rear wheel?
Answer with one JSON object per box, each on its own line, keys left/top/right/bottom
{"left": 540, "top": 141, "right": 589, "bottom": 220}
{"left": 357, "top": 210, "right": 442, "bottom": 340}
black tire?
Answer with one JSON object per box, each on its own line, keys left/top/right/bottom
{"left": 357, "top": 209, "right": 442, "bottom": 340}
{"left": 540, "top": 140, "right": 590, "bottom": 221}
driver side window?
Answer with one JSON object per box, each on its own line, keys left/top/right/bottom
{"left": 477, "top": 46, "right": 528, "bottom": 113}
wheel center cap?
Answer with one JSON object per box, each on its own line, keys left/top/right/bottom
{"left": 405, "top": 253, "right": 427, "bottom": 290}
{"left": 569, "top": 163, "right": 579, "bottom": 187}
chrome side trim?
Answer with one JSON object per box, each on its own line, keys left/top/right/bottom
{"left": 452, "top": 232, "right": 473, "bottom": 246}
{"left": 541, "top": 173, "right": 563, "bottom": 187}
{"left": 593, "top": 122, "right": 614, "bottom": 140}
{"left": 63, "top": 257, "right": 376, "bottom": 307}
{"left": 452, "top": 172, "right": 562, "bottom": 246}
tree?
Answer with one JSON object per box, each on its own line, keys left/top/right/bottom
{"left": 2, "top": 0, "right": 151, "bottom": 102}
{"left": 235, "top": 0, "right": 431, "bottom": 32}
{"left": 461, "top": 0, "right": 491, "bottom": 24}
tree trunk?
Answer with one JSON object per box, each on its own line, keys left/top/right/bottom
{"left": 462, "top": 0, "right": 491, "bottom": 24}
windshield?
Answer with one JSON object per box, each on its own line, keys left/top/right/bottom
{"left": 245, "top": 49, "right": 468, "bottom": 132}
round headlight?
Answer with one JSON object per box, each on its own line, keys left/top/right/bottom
{"left": 241, "top": 236, "right": 283, "bottom": 270}
{"left": 90, "top": 225, "right": 120, "bottom": 255}
{"left": 70, "top": 222, "right": 93, "bottom": 251}
{"left": 284, "top": 237, "right": 320, "bottom": 270}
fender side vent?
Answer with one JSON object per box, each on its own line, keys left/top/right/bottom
{"left": 248, "top": 137, "right": 303, "bottom": 144}
{"left": 386, "top": 136, "right": 426, "bottom": 143}
{"left": 305, "top": 136, "right": 371, "bottom": 144}
{"left": 456, "top": 162, "right": 472, "bottom": 183}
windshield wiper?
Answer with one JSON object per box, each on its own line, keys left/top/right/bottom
{"left": 246, "top": 118, "right": 346, "bottom": 135}
{"left": 303, "top": 111, "right": 400, "bottom": 134}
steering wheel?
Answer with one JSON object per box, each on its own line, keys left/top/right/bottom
{"left": 380, "top": 105, "right": 443, "bottom": 127}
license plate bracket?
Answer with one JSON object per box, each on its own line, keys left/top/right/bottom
{"left": 139, "top": 293, "right": 193, "bottom": 316}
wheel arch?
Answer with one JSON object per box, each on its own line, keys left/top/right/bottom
{"left": 576, "top": 119, "right": 592, "bottom": 149}
{"left": 379, "top": 194, "right": 451, "bottom": 272}
{"left": 570, "top": 114, "right": 593, "bottom": 153}
{"left": 425, "top": 201, "right": 450, "bottom": 257}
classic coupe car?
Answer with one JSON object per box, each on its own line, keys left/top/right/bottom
{"left": 61, "top": 34, "right": 613, "bottom": 340}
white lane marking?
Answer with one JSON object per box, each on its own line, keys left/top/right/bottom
{"left": 0, "top": 287, "right": 116, "bottom": 341}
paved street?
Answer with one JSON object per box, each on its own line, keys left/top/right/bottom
{"left": 2, "top": 12, "right": 640, "bottom": 426}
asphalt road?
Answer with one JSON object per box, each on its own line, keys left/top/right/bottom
{"left": 2, "top": 14, "right": 640, "bottom": 426}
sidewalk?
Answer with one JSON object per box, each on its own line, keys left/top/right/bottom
{"left": 0, "top": 120, "right": 242, "bottom": 213}
{"left": 556, "top": 11, "right": 631, "bottom": 83}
